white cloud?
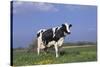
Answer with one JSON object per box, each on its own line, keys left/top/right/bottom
{"left": 12, "top": 1, "right": 58, "bottom": 14}
{"left": 33, "top": 2, "right": 58, "bottom": 12}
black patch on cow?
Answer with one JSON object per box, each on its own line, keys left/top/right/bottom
{"left": 55, "top": 27, "right": 58, "bottom": 31}
{"left": 53, "top": 26, "right": 65, "bottom": 41}
{"left": 42, "top": 28, "right": 54, "bottom": 45}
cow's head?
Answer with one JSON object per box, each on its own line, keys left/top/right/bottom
{"left": 61, "top": 23, "right": 72, "bottom": 34}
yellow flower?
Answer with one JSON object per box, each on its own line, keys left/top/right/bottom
{"left": 34, "top": 59, "right": 53, "bottom": 64}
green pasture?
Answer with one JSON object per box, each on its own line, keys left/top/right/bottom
{"left": 13, "top": 45, "right": 97, "bottom": 66}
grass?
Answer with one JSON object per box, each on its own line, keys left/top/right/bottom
{"left": 13, "top": 45, "right": 97, "bottom": 66}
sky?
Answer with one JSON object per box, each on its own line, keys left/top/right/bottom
{"left": 12, "top": 1, "right": 97, "bottom": 48}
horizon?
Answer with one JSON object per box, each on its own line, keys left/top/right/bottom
{"left": 12, "top": 1, "right": 97, "bottom": 48}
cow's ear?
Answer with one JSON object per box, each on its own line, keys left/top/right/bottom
{"left": 69, "top": 24, "right": 72, "bottom": 28}
{"left": 62, "top": 24, "right": 65, "bottom": 27}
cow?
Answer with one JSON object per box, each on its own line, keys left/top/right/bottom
{"left": 37, "top": 23, "right": 72, "bottom": 57}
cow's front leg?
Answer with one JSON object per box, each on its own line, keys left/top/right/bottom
{"left": 54, "top": 42, "right": 58, "bottom": 58}
{"left": 37, "top": 47, "right": 40, "bottom": 55}
{"left": 37, "top": 38, "right": 41, "bottom": 55}
{"left": 37, "top": 43, "right": 40, "bottom": 55}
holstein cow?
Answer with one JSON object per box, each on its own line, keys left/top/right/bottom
{"left": 37, "top": 23, "right": 72, "bottom": 57}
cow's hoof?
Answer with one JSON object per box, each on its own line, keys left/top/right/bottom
{"left": 56, "top": 55, "right": 58, "bottom": 58}
{"left": 60, "top": 51, "right": 66, "bottom": 56}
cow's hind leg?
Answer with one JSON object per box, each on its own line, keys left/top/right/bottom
{"left": 37, "top": 38, "right": 41, "bottom": 55}
{"left": 54, "top": 42, "right": 58, "bottom": 58}
{"left": 37, "top": 42, "right": 40, "bottom": 55}
{"left": 37, "top": 47, "right": 40, "bottom": 55}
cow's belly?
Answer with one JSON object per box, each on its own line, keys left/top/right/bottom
{"left": 57, "top": 37, "right": 64, "bottom": 46}
{"left": 47, "top": 37, "right": 64, "bottom": 47}
{"left": 47, "top": 41, "right": 56, "bottom": 47}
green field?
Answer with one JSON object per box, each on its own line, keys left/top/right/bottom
{"left": 13, "top": 45, "right": 97, "bottom": 66}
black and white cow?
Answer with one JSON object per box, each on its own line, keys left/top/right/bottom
{"left": 37, "top": 23, "right": 72, "bottom": 57}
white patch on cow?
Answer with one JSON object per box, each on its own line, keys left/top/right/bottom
{"left": 47, "top": 41, "right": 56, "bottom": 47}
{"left": 52, "top": 27, "right": 56, "bottom": 37}
{"left": 64, "top": 23, "right": 70, "bottom": 33}
{"left": 57, "top": 37, "right": 64, "bottom": 47}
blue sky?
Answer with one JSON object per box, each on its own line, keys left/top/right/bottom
{"left": 12, "top": 1, "right": 97, "bottom": 48}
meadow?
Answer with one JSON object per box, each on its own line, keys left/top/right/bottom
{"left": 12, "top": 44, "right": 97, "bottom": 66}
